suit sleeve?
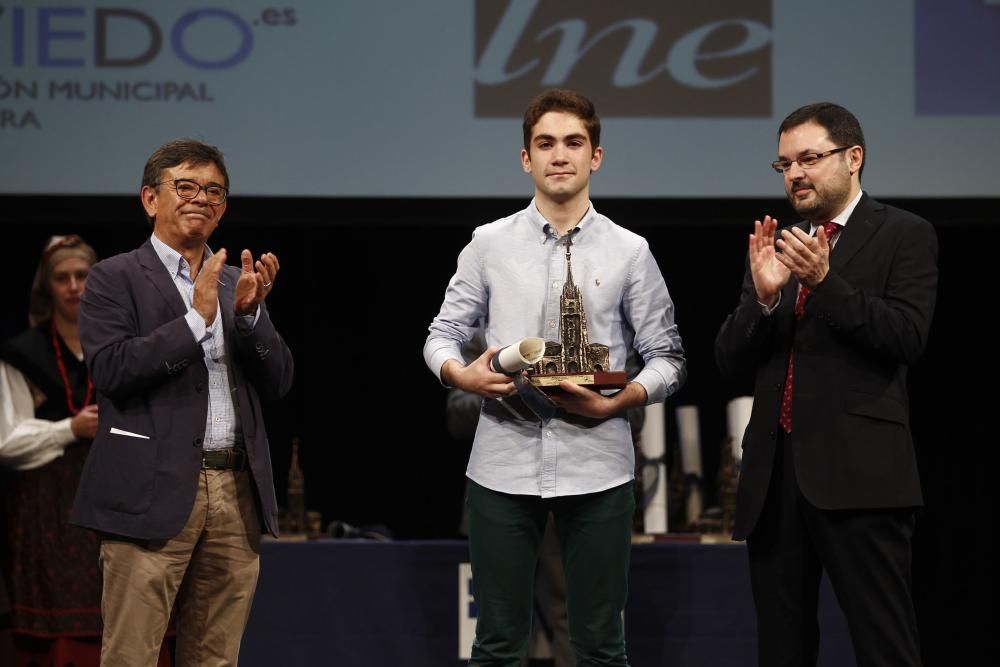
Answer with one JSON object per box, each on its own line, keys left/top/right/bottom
{"left": 230, "top": 302, "right": 294, "bottom": 401}
{"left": 715, "top": 256, "right": 779, "bottom": 386}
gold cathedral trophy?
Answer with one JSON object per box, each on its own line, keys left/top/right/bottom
{"left": 490, "top": 232, "right": 626, "bottom": 423}
{"left": 526, "top": 231, "right": 626, "bottom": 394}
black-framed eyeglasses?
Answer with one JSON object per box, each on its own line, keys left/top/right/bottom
{"left": 771, "top": 146, "right": 851, "bottom": 174}
{"left": 155, "top": 178, "right": 229, "bottom": 204}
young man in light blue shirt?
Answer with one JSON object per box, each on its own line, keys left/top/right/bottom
{"left": 424, "top": 89, "right": 685, "bottom": 665}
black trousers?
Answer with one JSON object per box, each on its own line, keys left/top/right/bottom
{"left": 466, "top": 479, "right": 634, "bottom": 667}
{"left": 746, "top": 431, "right": 922, "bottom": 667}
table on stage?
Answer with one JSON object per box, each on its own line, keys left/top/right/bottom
{"left": 240, "top": 539, "right": 853, "bottom": 666}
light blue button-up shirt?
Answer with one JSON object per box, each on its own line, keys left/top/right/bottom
{"left": 151, "top": 234, "right": 255, "bottom": 451}
{"left": 424, "top": 201, "right": 686, "bottom": 497}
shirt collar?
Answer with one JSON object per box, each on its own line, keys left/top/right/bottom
{"left": 526, "top": 198, "right": 596, "bottom": 238}
{"left": 150, "top": 233, "right": 211, "bottom": 282}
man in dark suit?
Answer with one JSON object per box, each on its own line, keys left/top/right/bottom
{"left": 71, "top": 138, "right": 294, "bottom": 666}
{"left": 715, "top": 103, "right": 937, "bottom": 666}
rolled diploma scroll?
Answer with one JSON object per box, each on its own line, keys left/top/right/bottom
{"left": 640, "top": 401, "right": 668, "bottom": 533}
{"left": 675, "top": 405, "right": 703, "bottom": 524}
{"left": 726, "top": 396, "right": 753, "bottom": 464}
{"left": 490, "top": 337, "right": 546, "bottom": 374}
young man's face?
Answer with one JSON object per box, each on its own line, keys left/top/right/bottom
{"left": 521, "top": 111, "right": 602, "bottom": 204}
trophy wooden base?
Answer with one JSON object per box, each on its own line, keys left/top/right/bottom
{"left": 528, "top": 371, "right": 627, "bottom": 394}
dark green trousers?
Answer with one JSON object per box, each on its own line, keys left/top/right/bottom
{"left": 466, "top": 479, "right": 634, "bottom": 667}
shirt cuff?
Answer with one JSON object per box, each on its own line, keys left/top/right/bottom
{"left": 185, "top": 308, "right": 211, "bottom": 343}
{"left": 55, "top": 417, "right": 76, "bottom": 445}
{"left": 633, "top": 368, "right": 666, "bottom": 404}
{"left": 757, "top": 292, "right": 782, "bottom": 316}
{"left": 234, "top": 308, "right": 260, "bottom": 334}
{"left": 429, "top": 352, "right": 463, "bottom": 386}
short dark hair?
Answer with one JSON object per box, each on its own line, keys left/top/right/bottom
{"left": 522, "top": 88, "right": 601, "bottom": 151}
{"left": 778, "top": 102, "right": 866, "bottom": 177}
{"left": 142, "top": 138, "right": 229, "bottom": 190}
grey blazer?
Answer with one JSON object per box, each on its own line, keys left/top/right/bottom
{"left": 71, "top": 239, "right": 294, "bottom": 539}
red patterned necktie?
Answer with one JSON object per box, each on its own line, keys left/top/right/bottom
{"left": 779, "top": 222, "right": 840, "bottom": 433}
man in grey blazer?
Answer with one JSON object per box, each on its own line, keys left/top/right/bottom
{"left": 716, "top": 103, "right": 937, "bottom": 666}
{"left": 71, "top": 138, "right": 294, "bottom": 666}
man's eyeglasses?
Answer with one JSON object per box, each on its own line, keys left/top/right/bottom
{"left": 155, "top": 178, "right": 229, "bottom": 205}
{"left": 771, "top": 146, "right": 851, "bottom": 174}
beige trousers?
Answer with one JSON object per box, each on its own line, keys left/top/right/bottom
{"left": 99, "top": 469, "right": 262, "bottom": 667}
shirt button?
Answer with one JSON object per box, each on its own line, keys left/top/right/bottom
{"left": 552, "top": 281, "right": 560, "bottom": 289}
{"left": 546, "top": 431, "right": 553, "bottom": 437}
{"left": 548, "top": 321, "right": 555, "bottom": 329}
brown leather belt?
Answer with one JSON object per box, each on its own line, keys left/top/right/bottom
{"left": 202, "top": 447, "right": 247, "bottom": 471}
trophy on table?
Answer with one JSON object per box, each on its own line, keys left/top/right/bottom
{"left": 492, "top": 232, "right": 626, "bottom": 422}
{"left": 277, "top": 437, "right": 322, "bottom": 539}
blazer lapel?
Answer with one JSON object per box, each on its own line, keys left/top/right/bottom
{"left": 830, "top": 193, "right": 882, "bottom": 273}
{"left": 138, "top": 240, "right": 188, "bottom": 319}
{"left": 218, "top": 267, "right": 236, "bottom": 338}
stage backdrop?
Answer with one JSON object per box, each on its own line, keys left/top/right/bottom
{"left": 2, "top": 0, "right": 999, "bottom": 198}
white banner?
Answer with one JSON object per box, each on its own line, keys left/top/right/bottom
{"left": 2, "top": 0, "right": 998, "bottom": 198}
{"left": 458, "top": 562, "right": 475, "bottom": 659}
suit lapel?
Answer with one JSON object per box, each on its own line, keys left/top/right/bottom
{"left": 138, "top": 240, "right": 188, "bottom": 318}
{"left": 830, "top": 193, "right": 882, "bottom": 273}
{"left": 218, "top": 267, "right": 236, "bottom": 340}
{"left": 779, "top": 221, "right": 810, "bottom": 318}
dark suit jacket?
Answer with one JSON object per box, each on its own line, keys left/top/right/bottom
{"left": 716, "top": 194, "right": 938, "bottom": 540}
{"left": 70, "top": 240, "right": 294, "bottom": 540}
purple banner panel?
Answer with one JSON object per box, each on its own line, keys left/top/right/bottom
{"left": 915, "top": 0, "right": 1000, "bottom": 115}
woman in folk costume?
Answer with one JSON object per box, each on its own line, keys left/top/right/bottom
{"left": 0, "top": 236, "right": 169, "bottom": 666}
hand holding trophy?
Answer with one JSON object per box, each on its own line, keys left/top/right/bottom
{"left": 491, "top": 234, "right": 626, "bottom": 423}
